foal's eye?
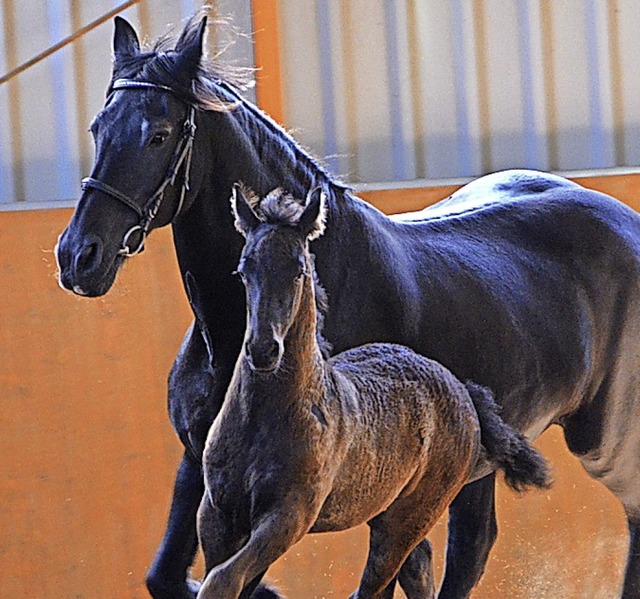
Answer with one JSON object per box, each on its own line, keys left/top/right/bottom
{"left": 150, "top": 131, "right": 170, "bottom": 146}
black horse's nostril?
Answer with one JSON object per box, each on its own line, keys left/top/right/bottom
{"left": 74, "top": 239, "right": 103, "bottom": 274}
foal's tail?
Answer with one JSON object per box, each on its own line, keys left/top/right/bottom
{"left": 465, "top": 381, "right": 551, "bottom": 492}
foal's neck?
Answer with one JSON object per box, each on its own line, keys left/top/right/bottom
{"left": 284, "top": 263, "right": 325, "bottom": 381}
{"left": 247, "top": 257, "right": 326, "bottom": 407}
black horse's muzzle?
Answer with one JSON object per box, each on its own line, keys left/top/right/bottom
{"left": 55, "top": 229, "right": 121, "bottom": 297}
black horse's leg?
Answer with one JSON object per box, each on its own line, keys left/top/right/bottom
{"left": 437, "top": 473, "right": 497, "bottom": 599}
{"left": 146, "top": 451, "right": 204, "bottom": 599}
{"left": 621, "top": 518, "right": 640, "bottom": 598}
{"left": 398, "top": 538, "right": 435, "bottom": 599}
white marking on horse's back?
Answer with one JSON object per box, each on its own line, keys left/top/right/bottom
{"left": 391, "top": 169, "right": 581, "bottom": 223}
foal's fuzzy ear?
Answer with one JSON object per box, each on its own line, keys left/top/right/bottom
{"left": 113, "top": 17, "right": 140, "bottom": 60}
{"left": 231, "top": 184, "right": 261, "bottom": 236}
{"left": 299, "top": 187, "right": 327, "bottom": 240}
{"left": 175, "top": 16, "right": 208, "bottom": 80}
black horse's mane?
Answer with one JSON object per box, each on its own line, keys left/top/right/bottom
{"left": 113, "top": 12, "right": 351, "bottom": 198}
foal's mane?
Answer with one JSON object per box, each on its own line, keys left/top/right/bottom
{"left": 112, "top": 11, "right": 351, "bottom": 197}
{"left": 245, "top": 187, "right": 327, "bottom": 238}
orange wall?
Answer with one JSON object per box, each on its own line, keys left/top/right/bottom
{"left": 1, "top": 175, "right": 637, "bottom": 597}
{"left": 0, "top": 209, "right": 192, "bottom": 598}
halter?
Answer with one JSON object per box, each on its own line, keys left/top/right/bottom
{"left": 81, "top": 78, "right": 197, "bottom": 257}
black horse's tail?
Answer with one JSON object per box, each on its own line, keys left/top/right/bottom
{"left": 465, "top": 381, "right": 551, "bottom": 492}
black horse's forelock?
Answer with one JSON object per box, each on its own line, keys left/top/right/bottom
{"left": 111, "top": 11, "right": 252, "bottom": 109}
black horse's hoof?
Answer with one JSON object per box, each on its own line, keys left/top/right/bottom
{"left": 252, "top": 584, "right": 283, "bottom": 598}
{"left": 146, "top": 577, "right": 200, "bottom": 599}
{"left": 186, "top": 578, "right": 202, "bottom": 597}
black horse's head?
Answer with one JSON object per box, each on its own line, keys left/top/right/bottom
{"left": 56, "top": 16, "right": 210, "bottom": 297}
{"left": 231, "top": 185, "right": 326, "bottom": 373}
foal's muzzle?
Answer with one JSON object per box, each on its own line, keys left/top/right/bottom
{"left": 244, "top": 338, "right": 283, "bottom": 373}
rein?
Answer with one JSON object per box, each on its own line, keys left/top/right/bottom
{"left": 81, "top": 78, "right": 197, "bottom": 257}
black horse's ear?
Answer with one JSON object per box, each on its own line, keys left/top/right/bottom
{"left": 231, "top": 184, "right": 260, "bottom": 236}
{"left": 113, "top": 16, "right": 140, "bottom": 60}
{"left": 175, "top": 16, "right": 207, "bottom": 80}
{"left": 299, "top": 187, "right": 327, "bottom": 241}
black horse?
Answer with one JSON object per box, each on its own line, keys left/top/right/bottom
{"left": 56, "top": 14, "right": 640, "bottom": 599}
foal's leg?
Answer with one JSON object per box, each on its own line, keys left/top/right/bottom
{"left": 349, "top": 523, "right": 421, "bottom": 599}
{"left": 437, "top": 474, "right": 497, "bottom": 599}
{"left": 146, "top": 451, "right": 204, "bottom": 599}
{"left": 198, "top": 496, "right": 280, "bottom": 598}
{"left": 398, "top": 539, "right": 436, "bottom": 599}
{"left": 351, "top": 490, "right": 452, "bottom": 599}
{"left": 198, "top": 493, "right": 242, "bottom": 574}
{"left": 197, "top": 501, "right": 316, "bottom": 599}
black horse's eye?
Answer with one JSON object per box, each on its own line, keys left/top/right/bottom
{"left": 150, "top": 131, "right": 170, "bottom": 146}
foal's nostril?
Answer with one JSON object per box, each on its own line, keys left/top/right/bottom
{"left": 267, "top": 340, "right": 280, "bottom": 360}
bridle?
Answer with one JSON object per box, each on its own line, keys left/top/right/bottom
{"left": 81, "top": 78, "right": 197, "bottom": 257}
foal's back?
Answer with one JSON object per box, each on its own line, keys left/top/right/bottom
{"left": 312, "top": 342, "right": 481, "bottom": 533}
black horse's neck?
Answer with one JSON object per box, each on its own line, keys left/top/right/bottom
{"left": 215, "top": 81, "right": 346, "bottom": 196}
{"left": 170, "top": 85, "right": 392, "bottom": 362}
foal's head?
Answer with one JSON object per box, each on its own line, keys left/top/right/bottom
{"left": 231, "top": 185, "right": 326, "bottom": 373}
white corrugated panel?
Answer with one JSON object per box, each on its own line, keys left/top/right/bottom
{"left": 4, "top": 0, "right": 640, "bottom": 202}
{"left": 278, "top": 0, "right": 640, "bottom": 183}
{"left": 0, "top": 0, "right": 253, "bottom": 205}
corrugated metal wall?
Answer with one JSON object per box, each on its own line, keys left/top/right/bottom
{"left": 280, "top": 0, "right": 640, "bottom": 183}
{"left": 0, "top": 0, "right": 253, "bottom": 205}
{"left": 4, "top": 0, "right": 640, "bottom": 202}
